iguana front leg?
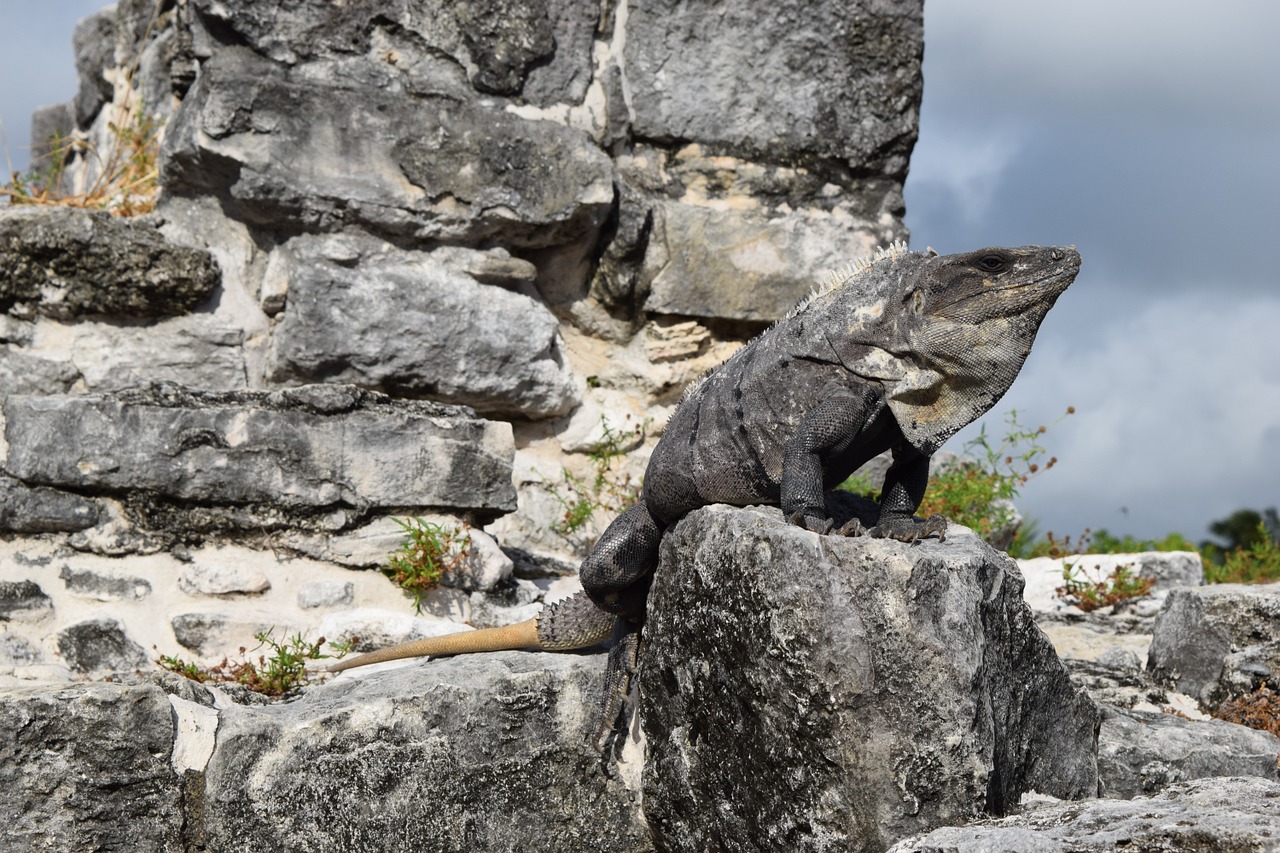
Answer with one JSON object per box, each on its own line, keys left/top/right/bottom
{"left": 781, "top": 387, "right": 883, "bottom": 533}
{"left": 867, "top": 443, "right": 947, "bottom": 542}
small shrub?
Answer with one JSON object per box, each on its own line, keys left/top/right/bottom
{"left": 1214, "top": 685, "right": 1280, "bottom": 737}
{"left": 156, "top": 629, "right": 348, "bottom": 697}
{"left": 546, "top": 416, "right": 646, "bottom": 553}
{"left": 1205, "top": 522, "right": 1280, "bottom": 584}
{"left": 3, "top": 101, "right": 162, "bottom": 217}
{"left": 383, "top": 517, "right": 472, "bottom": 612}
{"left": 1055, "top": 562, "right": 1155, "bottom": 612}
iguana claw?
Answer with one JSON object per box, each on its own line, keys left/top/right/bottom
{"left": 867, "top": 514, "right": 948, "bottom": 543}
{"left": 834, "top": 518, "right": 867, "bottom": 537}
{"left": 787, "top": 510, "right": 833, "bottom": 535}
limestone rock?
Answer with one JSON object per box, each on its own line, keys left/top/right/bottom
{"left": 55, "top": 618, "right": 150, "bottom": 676}
{"left": 59, "top": 564, "right": 153, "bottom": 602}
{"left": 0, "top": 580, "right": 54, "bottom": 623}
{"left": 1098, "top": 705, "right": 1280, "bottom": 798}
{"left": 0, "top": 346, "right": 81, "bottom": 395}
{"left": 0, "top": 206, "right": 220, "bottom": 321}
{"left": 1, "top": 384, "right": 517, "bottom": 527}
{"left": 641, "top": 200, "right": 887, "bottom": 322}
{"left": 0, "top": 476, "right": 102, "bottom": 534}
{"left": 202, "top": 653, "right": 651, "bottom": 852}
{"left": 67, "top": 315, "right": 249, "bottom": 393}
{"left": 264, "top": 235, "right": 578, "bottom": 418}
{"left": 624, "top": 0, "right": 922, "bottom": 172}
{"left": 888, "top": 776, "right": 1280, "bottom": 852}
{"left": 297, "top": 580, "right": 354, "bottom": 610}
{"left": 1148, "top": 583, "right": 1280, "bottom": 708}
{"left": 641, "top": 502, "right": 1100, "bottom": 852}
{"left": 161, "top": 48, "right": 613, "bottom": 247}
{"left": 0, "top": 681, "right": 183, "bottom": 852}
{"left": 178, "top": 561, "right": 271, "bottom": 597}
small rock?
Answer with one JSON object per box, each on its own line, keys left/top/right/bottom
{"left": 59, "top": 564, "right": 152, "bottom": 602}
{"left": 178, "top": 561, "right": 270, "bottom": 597}
{"left": 55, "top": 618, "right": 149, "bottom": 675}
{"left": 297, "top": 580, "right": 354, "bottom": 610}
{"left": 0, "top": 580, "right": 54, "bottom": 623}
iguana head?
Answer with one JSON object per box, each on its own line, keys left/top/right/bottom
{"left": 825, "top": 245, "right": 1080, "bottom": 454}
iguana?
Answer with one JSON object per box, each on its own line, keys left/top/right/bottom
{"left": 330, "top": 243, "right": 1081, "bottom": 748}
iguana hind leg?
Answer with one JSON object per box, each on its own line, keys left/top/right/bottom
{"left": 594, "top": 617, "right": 643, "bottom": 755}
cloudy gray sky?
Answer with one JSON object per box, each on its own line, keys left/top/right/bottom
{"left": 2, "top": 1, "right": 1277, "bottom": 544}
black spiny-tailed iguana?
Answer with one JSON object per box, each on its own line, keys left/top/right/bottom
{"left": 330, "top": 243, "right": 1081, "bottom": 747}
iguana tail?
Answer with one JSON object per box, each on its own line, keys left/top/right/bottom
{"left": 327, "top": 591, "right": 614, "bottom": 673}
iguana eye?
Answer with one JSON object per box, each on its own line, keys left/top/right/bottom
{"left": 977, "top": 254, "right": 1009, "bottom": 273}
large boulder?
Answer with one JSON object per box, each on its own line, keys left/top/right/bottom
{"left": 0, "top": 383, "right": 517, "bottom": 532}
{"left": 640, "top": 502, "right": 1100, "bottom": 852}
{"left": 888, "top": 776, "right": 1280, "bottom": 852}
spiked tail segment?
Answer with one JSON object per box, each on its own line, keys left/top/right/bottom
{"left": 326, "top": 592, "right": 615, "bottom": 673}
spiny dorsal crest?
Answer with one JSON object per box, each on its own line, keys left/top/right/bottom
{"left": 787, "top": 240, "right": 909, "bottom": 320}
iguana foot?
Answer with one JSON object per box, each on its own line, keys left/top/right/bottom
{"left": 593, "top": 618, "right": 643, "bottom": 756}
{"left": 787, "top": 510, "right": 833, "bottom": 534}
{"left": 867, "top": 514, "right": 948, "bottom": 543}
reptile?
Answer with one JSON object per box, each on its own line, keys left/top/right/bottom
{"left": 330, "top": 242, "right": 1081, "bottom": 749}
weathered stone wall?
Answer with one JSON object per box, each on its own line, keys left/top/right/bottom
{"left": 1, "top": 0, "right": 924, "bottom": 684}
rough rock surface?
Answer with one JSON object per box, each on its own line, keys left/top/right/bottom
{"left": 206, "top": 653, "right": 650, "bottom": 852}
{"left": 1148, "top": 583, "right": 1280, "bottom": 708}
{"left": 1, "top": 383, "right": 517, "bottom": 530}
{"left": 641, "top": 503, "right": 1100, "bottom": 853}
{"left": 264, "top": 235, "right": 578, "bottom": 417}
{"left": 161, "top": 47, "right": 614, "bottom": 247}
{"left": 0, "top": 206, "right": 220, "bottom": 320}
{"left": 0, "top": 476, "right": 102, "bottom": 533}
{"left": 888, "top": 776, "right": 1280, "bottom": 852}
{"left": 1098, "top": 705, "right": 1280, "bottom": 798}
{"left": 0, "top": 682, "right": 183, "bottom": 852}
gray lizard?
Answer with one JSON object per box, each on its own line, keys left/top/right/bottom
{"left": 330, "top": 243, "right": 1081, "bottom": 747}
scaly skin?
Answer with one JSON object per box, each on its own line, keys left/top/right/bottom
{"left": 330, "top": 244, "right": 1081, "bottom": 752}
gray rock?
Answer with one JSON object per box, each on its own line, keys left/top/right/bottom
{"left": 68, "top": 316, "right": 248, "bottom": 393}
{"left": 203, "top": 653, "right": 652, "bottom": 852}
{"left": 640, "top": 503, "right": 1100, "bottom": 852}
{"left": 178, "top": 561, "right": 270, "bottom": 597}
{"left": 297, "top": 580, "right": 354, "bottom": 609}
{"left": 624, "top": 0, "right": 922, "bottom": 174}
{"left": 59, "top": 564, "right": 153, "bottom": 602}
{"left": 641, "top": 200, "right": 891, "bottom": 322}
{"left": 265, "top": 235, "right": 578, "bottom": 418}
{"left": 0, "top": 346, "right": 81, "bottom": 395}
{"left": 1, "top": 384, "right": 517, "bottom": 526}
{"left": 0, "top": 681, "right": 183, "bottom": 852}
{"left": 1148, "top": 583, "right": 1280, "bottom": 708}
{"left": 55, "top": 618, "right": 150, "bottom": 676}
{"left": 161, "top": 48, "right": 613, "bottom": 247}
{"left": 1098, "top": 705, "right": 1280, "bottom": 798}
{"left": 888, "top": 776, "right": 1280, "bottom": 853}
{"left": 0, "top": 476, "right": 102, "bottom": 533}
{"left": 72, "top": 9, "right": 117, "bottom": 128}
{"left": 0, "top": 580, "right": 54, "bottom": 622}
{"left": 28, "top": 101, "right": 75, "bottom": 177}
{"left": 0, "top": 634, "right": 42, "bottom": 666}
{"left": 0, "top": 206, "right": 220, "bottom": 321}
{"left": 188, "top": 0, "right": 599, "bottom": 107}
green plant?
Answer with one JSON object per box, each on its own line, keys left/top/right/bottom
{"left": 155, "top": 629, "right": 349, "bottom": 697}
{"left": 383, "top": 517, "right": 472, "bottom": 612}
{"left": 1205, "top": 522, "right": 1280, "bottom": 584}
{"left": 1086, "top": 528, "right": 1202, "bottom": 554}
{"left": 546, "top": 416, "right": 646, "bottom": 553}
{"left": 837, "top": 406, "right": 1073, "bottom": 552}
{"left": 1055, "top": 562, "right": 1155, "bottom": 612}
